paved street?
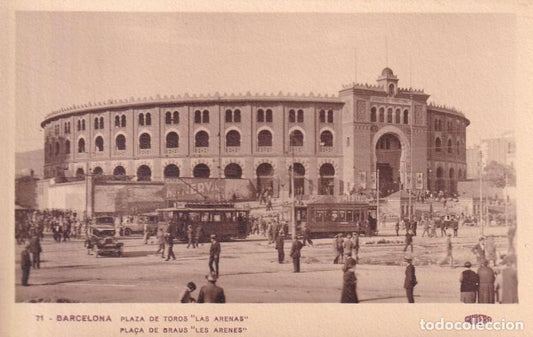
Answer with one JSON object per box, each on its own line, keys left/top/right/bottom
{"left": 15, "top": 226, "right": 511, "bottom": 303}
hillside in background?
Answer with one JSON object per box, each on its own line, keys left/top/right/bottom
{"left": 15, "top": 149, "right": 43, "bottom": 178}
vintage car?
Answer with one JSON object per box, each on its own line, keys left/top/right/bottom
{"left": 120, "top": 213, "right": 159, "bottom": 236}
{"left": 85, "top": 225, "right": 124, "bottom": 257}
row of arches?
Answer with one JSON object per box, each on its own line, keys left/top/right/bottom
{"left": 431, "top": 166, "right": 465, "bottom": 194}
{"left": 94, "top": 117, "right": 104, "bottom": 130}
{"left": 434, "top": 137, "right": 463, "bottom": 154}
{"left": 370, "top": 107, "right": 409, "bottom": 124}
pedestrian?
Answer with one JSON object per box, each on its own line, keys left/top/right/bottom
{"left": 302, "top": 225, "right": 313, "bottom": 247}
{"left": 165, "top": 233, "right": 176, "bottom": 261}
{"left": 266, "top": 222, "right": 273, "bottom": 244}
{"left": 143, "top": 222, "right": 150, "bottom": 245}
{"left": 343, "top": 233, "right": 353, "bottom": 258}
{"left": 209, "top": 234, "right": 221, "bottom": 278}
{"left": 439, "top": 234, "right": 453, "bottom": 267}
{"left": 452, "top": 217, "right": 459, "bottom": 237}
{"left": 403, "top": 230, "right": 413, "bottom": 253}
{"left": 412, "top": 219, "right": 417, "bottom": 236}
{"left": 340, "top": 258, "right": 359, "bottom": 303}
{"left": 179, "top": 282, "right": 197, "bottom": 303}
{"left": 477, "top": 259, "right": 495, "bottom": 303}
{"left": 495, "top": 256, "right": 518, "bottom": 303}
{"left": 404, "top": 257, "right": 417, "bottom": 303}
{"left": 194, "top": 224, "right": 204, "bottom": 248}
{"left": 275, "top": 231, "right": 285, "bottom": 264}
{"left": 290, "top": 239, "right": 303, "bottom": 273}
{"left": 395, "top": 221, "right": 400, "bottom": 236}
{"left": 460, "top": 261, "right": 479, "bottom": 303}
{"left": 21, "top": 243, "right": 32, "bottom": 286}
{"left": 186, "top": 225, "right": 194, "bottom": 249}
{"left": 421, "top": 218, "right": 430, "bottom": 237}
{"left": 471, "top": 237, "right": 486, "bottom": 265}
{"left": 430, "top": 219, "right": 437, "bottom": 238}
{"left": 333, "top": 234, "right": 343, "bottom": 264}
{"left": 352, "top": 232, "right": 360, "bottom": 261}
{"left": 28, "top": 234, "right": 42, "bottom": 269}
{"left": 197, "top": 272, "right": 226, "bottom": 303}
{"left": 439, "top": 218, "right": 447, "bottom": 237}
{"left": 484, "top": 236, "right": 497, "bottom": 266}
{"left": 155, "top": 228, "right": 165, "bottom": 257}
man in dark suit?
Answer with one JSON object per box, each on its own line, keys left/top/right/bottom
{"left": 404, "top": 257, "right": 417, "bottom": 303}
{"left": 29, "top": 235, "right": 42, "bottom": 269}
{"left": 165, "top": 233, "right": 176, "bottom": 261}
{"left": 209, "top": 234, "right": 221, "bottom": 277}
{"left": 290, "top": 239, "right": 304, "bottom": 272}
{"left": 460, "top": 261, "right": 479, "bottom": 303}
{"left": 275, "top": 231, "right": 285, "bottom": 263}
{"left": 197, "top": 272, "right": 226, "bottom": 303}
{"left": 21, "top": 243, "right": 32, "bottom": 286}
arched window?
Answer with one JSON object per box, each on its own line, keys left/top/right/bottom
{"left": 225, "top": 109, "right": 233, "bottom": 123}
{"left": 138, "top": 113, "right": 145, "bottom": 126}
{"left": 76, "top": 168, "right": 85, "bottom": 178}
{"left": 289, "top": 109, "right": 296, "bottom": 123}
{"left": 94, "top": 117, "right": 99, "bottom": 129}
{"left": 93, "top": 166, "right": 103, "bottom": 175}
{"left": 224, "top": 163, "right": 242, "bottom": 179}
{"left": 438, "top": 120, "right": 442, "bottom": 131}
{"left": 234, "top": 109, "right": 241, "bottom": 123}
{"left": 121, "top": 115, "right": 126, "bottom": 127}
{"left": 226, "top": 130, "right": 241, "bottom": 147}
{"left": 193, "top": 164, "right": 210, "bottom": 178}
{"left": 387, "top": 108, "right": 393, "bottom": 123}
{"left": 165, "top": 111, "right": 172, "bottom": 124}
{"left": 447, "top": 139, "right": 453, "bottom": 153}
{"left": 297, "top": 109, "right": 304, "bottom": 123}
{"left": 256, "top": 163, "right": 274, "bottom": 194}
{"left": 327, "top": 110, "right": 333, "bottom": 123}
{"left": 434, "top": 119, "right": 439, "bottom": 130}
{"left": 113, "top": 166, "right": 126, "bottom": 176}
{"left": 258, "top": 130, "right": 272, "bottom": 147}
{"left": 194, "top": 110, "right": 201, "bottom": 123}
{"left": 266, "top": 109, "right": 273, "bottom": 123}
{"left": 458, "top": 169, "right": 463, "bottom": 181}
{"left": 195, "top": 131, "right": 209, "bottom": 147}
{"left": 77, "top": 120, "right": 81, "bottom": 131}
{"left": 403, "top": 109, "right": 409, "bottom": 124}
{"left": 370, "top": 107, "right": 377, "bottom": 122}
{"left": 95, "top": 136, "right": 104, "bottom": 152}
{"left": 449, "top": 168, "right": 455, "bottom": 179}
{"left": 115, "top": 116, "right": 120, "bottom": 127}
{"left": 145, "top": 113, "right": 151, "bottom": 126}
{"left": 115, "top": 134, "right": 126, "bottom": 150}
{"left": 78, "top": 138, "right": 85, "bottom": 153}
{"left": 379, "top": 108, "right": 385, "bottom": 123}
{"left": 389, "top": 83, "right": 395, "bottom": 96}
{"left": 289, "top": 130, "right": 304, "bottom": 146}
{"left": 173, "top": 111, "right": 179, "bottom": 124}
{"left": 65, "top": 140, "right": 70, "bottom": 154}
{"left": 320, "top": 130, "right": 333, "bottom": 147}
{"left": 139, "top": 133, "right": 151, "bottom": 149}
{"left": 55, "top": 142, "right": 60, "bottom": 155}
{"left": 137, "top": 165, "right": 151, "bottom": 181}
{"left": 395, "top": 109, "right": 401, "bottom": 124}
{"left": 257, "top": 109, "right": 264, "bottom": 122}
{"left": 202, "top": 110, "right": 209, "bottom": 123}
{"left": 166, "top": 132, "right": 179, "bottom": 148}
{"left": 99, "top": 117, "right": 104, "bottom": 129}
{"left": 435, "top": 137, "right": 442, "bottom": 152}
{"left": 164, "top": 164, "right": 180, "bottom": 178}
{"left": 81, "top": 120, "right": 85, "bottom": 130}
{"left": 319, "top": 110, "right": 326, "bottom": 123}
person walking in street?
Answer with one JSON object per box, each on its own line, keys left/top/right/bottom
{"left": 341, "top": 258, "right": 359, "bottom": 303}
{"left": 460, "top": 261, "right": 479, "bottom": 303}
{"left": 477, "top": 259, "right": 495, "bottom": 303}
{"left": 395, "top": 221, "right": 400, "bottom": 236}
{"left": 421, "top": 217, "right": 431, "bottom": 237}
{"left": 302, "top": 225, "right": 313, "bottom": 247}
{"left": 485, "top": 236, "right": 497, "bottom": 266}
{"left": 404, "top": 257, "right": 417, "bottom": 303}
{"left": 403, "top": 230, "right": 413, "bottom": 253}
{"left": 179, "top": 282, "right": 197, "bottom": 303}
{"left": 143, "top": 222, "right": 151, "bottom": 245}
{"left": 197, "top": 272, "right": 226, "bottom": 303}
{"left": 194, "top": 224, "right": 204, "bottom": 248}
{"left": 471, "top": 237, "right": 486, "bottom": 265}
{"left": 343, "top": 233, "right": 353, "bottom": 258}
{"left": 21, "top": 243, "right": 32, "bottom": 286}
{"left": 352, "top": 232, "right": 360, "bottom": 261}
{"left": 165, "top": 233, "right": 176, "bottom": 261}
{"left": 290, "top": 239, "right": 304, "bottom": 273}
{"left": 495, "top": 256, "right": 518, "bottom": 303}
{"left": 209, "top": 234, "right": 221, "bottom": 278}
{"left": 186, "top": 225, "right": 194, "bottom": 248}
{"left": 333, "top": 234, "right": 344, "bottom": 264}
{"left": 29, "top": 234, "right": 42, "bottom": 269}
{"left": 275, "top": 231, "right": 285, "bottom": 264}
{"left": 155, "top": 228, "right": 165, "bottom": 258}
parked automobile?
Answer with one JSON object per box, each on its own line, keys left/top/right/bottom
{"left": 85, "top": 225, "right": 123, "bottom": 257}
{"left": 121, "top": 213, "right": 159, "bottom": 236}
{"left": 93, "top": 216, "right": 115, "bottom": 226}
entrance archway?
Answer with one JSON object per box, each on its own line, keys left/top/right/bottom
{"left": 375, "top": 133, "right": 402, "bottom": 196}
{"left": 318, "top": 163, "right": 335, "bottom": 195}
{"left": 256, "top": 163, "right": 274, "bottom": 195}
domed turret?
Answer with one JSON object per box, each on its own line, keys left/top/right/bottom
{"left": 381, "top": 67, "right": 394, "bottom": 77}
{"left": 377, "top": 67, "right": 399, "bottom": 96}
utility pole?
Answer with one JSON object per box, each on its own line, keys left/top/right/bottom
{"left": 480, "top": 150, "right": 484, "bottom": 236}
{"left": 290, "top": 137, "right": 296, "bottom": 241}
{"left": 376, "top": 168, "right": 380, "bottom": 229}
{"left": 504, "top": 172, "right": 508, "bottom": 227}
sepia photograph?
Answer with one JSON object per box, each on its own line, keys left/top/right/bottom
{"left": 6, "top": 3, "right": 532, "bottom": 336}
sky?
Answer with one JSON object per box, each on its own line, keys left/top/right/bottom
{"left": 15, "top": 12, "right": 516, "bottom": 152}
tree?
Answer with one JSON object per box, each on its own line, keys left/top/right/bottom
{"left": 482, "top": 161, "right": 515, "bottom": 188}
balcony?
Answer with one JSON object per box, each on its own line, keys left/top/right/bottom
{"left": 288, "top": 146, "right": 303, "bottom": 154}
{"left": 256, "top": 146, "right": 272, "bottom": 153}
{"left": 138, "top": 148, "right": 152, "bottom": 156}
{"left": 113, "top": 149, "right": 127, "bottom": 157}
{"left": 319, "top": 146, "right": 333, "bottom": 153}
{"left": 165, "top": 147, "right": 180, "bottom": 155}
{"left": 193, "top": 147, "right": 208, "bottom": 154}
{"left": 225, "top": 146, "right": 241, "bottom": 154}
{"left": 93, "top": 151, "right": 106, "bottom": 157}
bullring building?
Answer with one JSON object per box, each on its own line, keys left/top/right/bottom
{"left": 41, "top": 68, "right": 469, "bottom": 198}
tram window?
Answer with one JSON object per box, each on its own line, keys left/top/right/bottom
{"left": 201, "top": 212, "right": 209, "bottom": 222}
{"left": 301, "top": 209, "right": 307, "bottom": 221}
{"left": 331, "top": 210, "right": 338, "bottom": 221}
{"left": 346, "top": 211, "right": 353, "bottom": 222}
{"left": 190, "top": 212, "right": 200, "bottom": 222}
{"left": 354, "top": 212, "right": 360, "bottom": 222}
{"left": 339, "top": 211, "right": 346, "bottom": 222}
{"left": 213, "top": 213, "right": 222, "bottom": 222}
{"left": 316, "top": 210, "right": 323, "bottom": 222}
